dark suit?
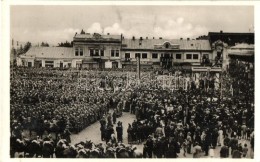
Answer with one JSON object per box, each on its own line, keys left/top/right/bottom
{"left": 220, "top": 145, "right": 229, "bottom": 158}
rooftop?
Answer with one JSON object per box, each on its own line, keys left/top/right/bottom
{"left": 74, "top": 33, "right": 121, "bottom": 42}
{"left": 122, "top": 39, "right": 211, "bottom": 51}
{"left": 20, "top": 47, "right": 73, "bottom": 58}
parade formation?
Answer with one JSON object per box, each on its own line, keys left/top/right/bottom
{"left": 10, "top": 55, "right": 254, "bottom": 158}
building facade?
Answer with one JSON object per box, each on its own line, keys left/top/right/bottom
{"left": 17, "top": 31, "right": 254, "bottom": 72}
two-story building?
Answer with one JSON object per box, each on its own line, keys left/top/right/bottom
{"left": 73, "top": 33, "right": 122, "bottom": 69}
{"left": 17, "top": 31, "right": 254, "bottom": 72}
{"left": 121, "top": 37, "right": 213, "bottom": 70}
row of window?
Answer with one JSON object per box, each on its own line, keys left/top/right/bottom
{"left": 89, "top": 49, "right": 104, "bottom": 56}
{"left": 75, "top": 48, "right": 202, "bottom": 60}
{"left": 125, "top": 53, "right": 200, "bottom": 60}
{"left": 75, "top": 48, "right": 120, "bottom": 57}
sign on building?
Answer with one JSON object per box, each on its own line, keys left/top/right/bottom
{"left": 105, "top": 61, "right": 112, "bottom": 68}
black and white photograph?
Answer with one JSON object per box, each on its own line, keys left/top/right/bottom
{"left": 7, "top": 4, "right": 255, "bottom": 159}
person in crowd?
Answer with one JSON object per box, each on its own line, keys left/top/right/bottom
{"left": 220, "top": 143, "right": 229, "bottom": 158}
{"left": 10, "top": 65, "right": 254, "bottom": 158}
{"left": 193, "top": 142, "right": 202, "bottom": 158}
{"left": 116, "top": 121, "right": 123, "bottom": 143}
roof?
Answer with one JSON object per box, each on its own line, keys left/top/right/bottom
{"left": 228, "top": 43, "right": 254, "bottom": 56}
{"left": 208, "top": 32, "right": 254, "bottom": 46}
{"left": 21, "top": 47, "right": 73, "bottom": 59}
{"left": 74, "top": 33, "right": 121, "bottom": 42}
{"left": 122, "top": 39, "right": 211, "bottom": 51}
{"left": 230, "top": 43, "right": 254, "bottom": 50}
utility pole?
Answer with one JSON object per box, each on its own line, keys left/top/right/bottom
{"left": 136, "top": 56, "right": 140, "bottom": 84}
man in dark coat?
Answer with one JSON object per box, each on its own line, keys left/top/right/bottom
{"left": 211, "top": 128, "right": 219, "bottom": 148}
{"left": 105, "top": 125, "right": 114, "bottom": 144}
{"left": 116, "top": 121, "right": 123, "bottom": 143}
{"left": 220, "top": 143, "right": 229, "bottom": 158}
{"left": 229, "top": 136, "right": 238, "bottom": 155}
{"left": 166, "top": 137, "right": 180, "bottom": 158}
{"left": 112, "top": 111, "right": 117, "bottom": 124}
{"left": 203, "top": 131, "right": 211, "bottom": 156}
{"left": 145, "top": 135, "right": 154, "bottom": 158}
{"left": 100, "top": 124, "right": 106, "bottom": 141}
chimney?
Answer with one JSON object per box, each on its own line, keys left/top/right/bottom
{"left": 220, "top": 30, "right": 223, "bottom": 33}
{"left": 146, "top": 37, "right": 148, "bottom": 39}
{"left": 140, "top": 37, "right": 143, "bottom": 40}
{"left": 187, "top": 38, "right": 190, "bottom": 41}
{"left": 159, "top": 37, "right": 162, "bottom": 39}
{"left": 107, "top": 33, "right": 110, "bottom": 35}
{"left": 132, "top": 36, "right": 135, "bottom": 40}
{"left": 180, "top": 38, "right": 183, "bottom": 40}
{"left": 153, "top": 37, "right": 155, "bottom": 39}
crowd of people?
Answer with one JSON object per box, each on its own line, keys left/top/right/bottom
{"left": 10, "top": 61, "right": 254, "bottom": 158}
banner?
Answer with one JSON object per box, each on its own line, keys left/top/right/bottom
{"left": 105, "top": 61, "right": 112, "bottom": 68}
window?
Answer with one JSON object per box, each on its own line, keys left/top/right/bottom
{"left": 152, "top": 53, "right": 158, "bottom": 59}
{"left": 165, "top": 43, "right": 169, "bottom": 48}
{"left": 176, "top": 54, "right": 182, "bottom": 59}
{"left": 79, "top": 48, "right": 83, "bottom": 56}
{"left": 116, "top": 50, "right": 119, "bottom": 57}
{"left": 75, "top": 48, "right": 79, "bottom": 56}
{"left": 111, "top": 50, "right": 115, "bottom": 57}
{"left": 142, "top": 53, "right": 147, "bottom": 58}
{"left": 135, "top": 53, "right": 141, "bottom": 58}
{"left": 94, "top": 49, "right": 99, "bottom": 56}
{"left": 100, "top": 50, "right": 104, "bottom": 56}
{"left": 193, "top": 54, "right": 199, "bottom": 59}
{"left": 89, "top": 49, "right": 94, "bottom": 56}
{"left": 125, "top": 53, "right": 130, "bottom": 58}
{"left": 186, "top": 54, "right": 192, "bottom": 59}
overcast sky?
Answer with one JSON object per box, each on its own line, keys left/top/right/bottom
{"left": 11, "top": 5, "right": 254, "bottom": 46}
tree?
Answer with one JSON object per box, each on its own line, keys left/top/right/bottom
{"left": 57, "top": 40, "right": 73, "bottom": 47}
{"left": 23, "top": 42, "right": 32, "bottom": 54}
{"left": 16, "top": 44, "right": 24, "bottom": 55}
{"left": 41, "top": 42, "right": 49, "bottom": 47}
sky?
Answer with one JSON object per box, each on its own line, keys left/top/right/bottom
{"left": 10, "top": 5, "right": 254, "bottom": 46}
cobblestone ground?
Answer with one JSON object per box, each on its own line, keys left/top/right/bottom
{"left": 70, "top": 111, "right": 253, "bottom": 158}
